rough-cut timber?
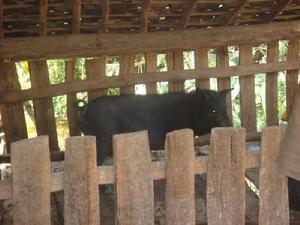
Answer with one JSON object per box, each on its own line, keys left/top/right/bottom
{"left": 259, "top": 126, "right": 289, "bottom": 225}
{"left": 239, "top": 45, "right": 257, "bottom": 132}
{"left": 0, "top": 62, "right": 27, "bottom": 152}
{"left": 286, "top": 38, "right": 299, "bottom": 116}
{"left": 216, "top": 47, "right": 232, "bottom": 123}
{"left": 145, "top": 52, "right": 157, "bottom": 94}
{"left": 66, "top": 59, "right": 81, "bottom": 136}
{"left": 11, "top": 136, "right": 51, "bottom": 225}
{"left": 113, "top": 131, "right": 154, "bottom": 225}
{"left": 64, "top": 136, "right": 100, "bottom": 225}
{"left": 168, "top": 50, "right": 184, "bottom": 92}
{"left": 86, "top": 57, "right": 107, "bottom": 100}
{"left": 195, "top": 48, "right": 210, "bottom": 89}
{"left": 120, "top": 54, "right": 135, "bottom": 94}
{"left": 207, "top": 128, "right": 246, "bottom": 225}
{"left": 266, "top": 42, "right": 279, "bottom": 126}
{"left": 29, "top": 60, "right": 58, "bottom": 151}
{"left": 165, "top": 129, "right": 195, "bottom": 225}
{"left": 1, "top": 20, "right": 300, "bottom": 61}
{"left": 2, "top": 59, "right": 300, "bottom": 104}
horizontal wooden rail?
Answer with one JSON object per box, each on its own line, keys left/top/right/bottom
{"left": 0, "top": 60, "right": 299, "bottom": 103}
{"left": 0, "top": 20, "right": 300, "bottom": 61}
{"left": 0, "top": 149, "right": 259, "bottom": 201}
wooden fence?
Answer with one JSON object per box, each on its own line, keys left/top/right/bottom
{"left": 0, "top": 127, "right": 289, "bottom": 225}
{"left": 0, "top": 37, "right": 299, "bottom": 156}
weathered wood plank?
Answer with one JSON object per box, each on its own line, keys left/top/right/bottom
{"left": 259, "top": 126, "right": 289, "bottom": 225}
{"left": 66, "top": 59, "right": 81, "bottom": 136}
{"left": 72, "top": 0, "right": 81, "bottom": 34}
{"left": 1, "top": 20, "right": 300, "bottom": 61}
{"left": 286, "top": 38, "right": 299, "bottom": 116}
{"left": 100, "top": 0, "right": 109, "bottom": 32}
{"left": 0, "top": 0, "right": 3, "bottom": 38}
{"left": 29, "top": 60, "right": 59, "bottom": 151}
{"left": 11, "top": 136, "right": 51, "bottom": 225}
{"left": 207, "top": 128, "right": 246, "bottom": 225}
{"left": 64, "top": 136, "right": 100, "bottom": 225}
{"left": 168, "top": 50, "right": 184, "bottom": 92}
{"left": 195, "top": 48, "right": 210, "bottom": 89}
{"left": 239, "top": 45, "right": 257, "bottom": 132}
{"left": 86, "top": 57, "right": 107, "bottom": 100}
{"left": 0, "top": 62, "right": 27, "bottom": 153}
{"left": 0, "top": 147, "right": 260, "bottom": 201}
{"left": 120, "top": 54, "right": 135, "bottom": 94}
{"left": 2, "top": 59, "right": 300, "bottom": 103}
{"left": 39, "top": 0, "right": 48, "bottom": 36}
{"left": 165, "top": 129, "right": 195, "bottom": 225}
{"left": 145, "top": 52, "right": 157, "bottom": 94}
{"left": 113, "top": 131, "right": 154, "bottom": 225}
{"left": 216, "top": 47, "right": 232, "bottom": 123}
{"left": 266, "top": 41, "right": 279, "bottom": 126}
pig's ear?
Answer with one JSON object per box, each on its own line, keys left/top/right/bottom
{"left": 219, "top": 88, "right": 233, "bottom": 96}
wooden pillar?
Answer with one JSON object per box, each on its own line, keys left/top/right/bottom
{"left": 266, "top": 42, "right": 279, "bottom": 126}
{"left": 168, "top": 50, "right": 185, "bottom": 92}
{"left": 0, "top": 62, "right": 27, "bottom": 153}
{"left": 239, "top": 45, "right": 257, "bottom": 132}
{"left": 286, "top": 38, "right": 299, "bottom": 116}
{"left": 120, "top": 54, "right": 135, "bottom": 94}
{"left": 145, "top": 52, "right": 157, "bottom": 94}
{"left": 216, "top": 47, "right": 233, "bottom": 124}
{"left": 29, "top": 60, "right": 58, "bottom": 151}
{"left": 195, "top": 48, "right": 210, "bottom": 90}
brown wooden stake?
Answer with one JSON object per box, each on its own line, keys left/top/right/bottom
{"left": 195, "top": 48, "right": 210, "bottom": 89}
{"left": 216, "top": 47, "right": 232, "bottom": 123}
{"left": 259, "top": 126, "right": 289, "bottom": 225}
{"left": 266, "top": 41, "right": 279, "bottom": 126}
{"left": 168, "top": 50, "right": 184, "bottom": 92}
{"left": 145, "top": 52, "right": 157, "bottom": 94}
{"left": 113, "top": 131, "right": 154, "bottom": 225}
{"left": 64, "top": 136, "right": 100, "bottom": 225}
{"left": 239, "top": 45, "right": 257, "bottom": 132}
{"left": 11, "top": 136, "right": 51, "bottom": 225}
{"left": 207, "top": 128, "right": 246, "bottom": 225}
{"left": 29, "top": 60, "right": 59, "bottom": 151}
{"left": 165, "top": 129, "right": 195, "bottom": 225}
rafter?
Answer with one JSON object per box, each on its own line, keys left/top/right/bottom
{"left": 215, "top": 0, "right": 247, "bottom": 25}
{"left": 72, "top": 0, "right": 81, "bottom": 34}
{"left": 141, "top": 0, "right": 152, "bottom": 32}
{"left": 180, "top": 0, "right": 198, "bottom": 30}
{"left": 39, "top": 0, "right": 48, "bottom": 36}
{"left": 0, "top": 0, "right": 3, "bottom": 38}
{"left": 264, "top": 0, "right": 292, "bottom": 23}
{"left": 100, "top": 0, "right": 109, "bottom": 32}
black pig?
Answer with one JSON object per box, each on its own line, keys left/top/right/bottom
{"left": 77, "top": 89, "right": 231, "bottom": 164}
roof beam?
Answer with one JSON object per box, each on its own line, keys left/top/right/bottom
{"left": 72, "top": 0, "right": 81, "bottom": 34}
{"left": 215, "top": 0, "right": 247, "bottom": 25}
{"left": 39, "top": 0, "right": 48, "bottom": 36}
{"left": 141, "top": 0, "right": 152, "bottom": 32}
{"left": 100, "top": 0, "right": 109, "bottom": 32}
{"left": 264, "top": 0, "right": 292, "bottom": 23}
{"left": 180, "top": 0, "right": 198, "bottom": 30}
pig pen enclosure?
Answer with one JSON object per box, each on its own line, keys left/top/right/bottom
{"left": 0, "top": 0, "right": 300, "bottom": 224}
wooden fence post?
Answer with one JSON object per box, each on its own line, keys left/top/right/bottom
{"left": 146, "top": 52, "right": 157, "bottom": 94}
{"left": 168, "top": 50, "right": 184, "bottom": 92}
{"left": 120, "top": 54, "right": 135, "bottom": 94}
{"left": 64, "top": 136, "right": 100, "bottom": 225}
{"left": 113, "top": 131, "right": 154, "bottom": 225}
{"left": 259, "top": 126, "right": 289, "bottom": 225}
{"left": 11, "top": 136, "right": 51, "bottom": 225}
{"left": 207, "top": 128, "right": 246, "bottom": 225}
{"left": 195, "top": 48, "right": 210, "bottom": 90}
{"left": 165, "top": 129, "right": 195, "bottom": 225}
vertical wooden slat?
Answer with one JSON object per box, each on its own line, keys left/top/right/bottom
{"left": 120, "top": 54, "right": 135, "bottom": 94}
{"left": 66, "top": 59, "right": 81, "bottom": 136}
{"left": 195, "top": 48, "right": 210, "bottom": 89}
{"left": 64, "top": 136, "right": 100, "bottom": 225}
{"left": 216, "top": 47, "right": 233, "bottom": 123}
{"left": 72, "top": 0, "right": 81, "bottom": 34}
{"left": 207, "top": 128, "right": 245, "bottom": 225}
{"left": 266, "top": 41, "right": 279, "bottom": 126}
{"left": 86, "top": 57, "right": 107, "bottom": 101}
{"left": 286, "top": 38, "right": 299, "bottom": 115}
{"left": 29, "top": 60, "right": 58, "bottom": 151}
{"left": 259, "top": 127, "right": 289, "bottom": 225}
{"left": 0, "top": 62, "right": 27, "bottom": 152}
{"left": 165, "top": 129, "right": 195, "bottom": 225}
{"left": 11, "top": 136, "right": 51, "bottom": 225}
{"left": 146, "top": 52, "right": 157, "bottom": 94}
{"left": 239, "top": 45, "right": 257, "bottom": 132}
{"left": 113, "top": 131, "right": 154, "bottom": 225}
{"left": 39, "top": 0, "right": 48, "bottom": 36}
{"left": 168, "top": 51, "right": 184, "bottom": 92}
{"left": 0, "top": 0, "right": 4, "bottom": 38}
